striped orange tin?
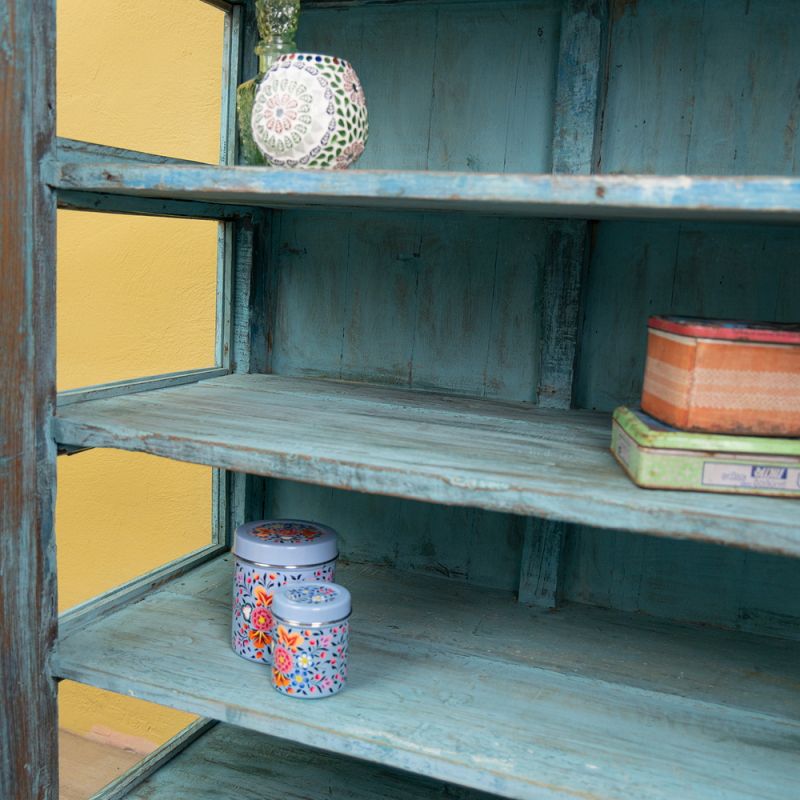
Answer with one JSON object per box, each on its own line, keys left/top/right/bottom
{"left": 641, "top": 316, "right": 800, "bottom": 436}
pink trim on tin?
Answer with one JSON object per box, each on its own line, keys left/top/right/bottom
{"left": 648, "top": 316, "right": 800, "bottom": 344}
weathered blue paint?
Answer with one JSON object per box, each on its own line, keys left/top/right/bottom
{"left": 564, "top": 528, "right": 800, "bottom": 641}
{"left": 519, "top": 0, "right": 606, "bottom": 608}
{"left": 53, "top": 556, "right": 800, "bottom": 800}
{"left": 57, "top": 188, "right": 255, "bottom": 219}
{"left": 52, "top": 161, "right": 800, "bottom": 220}
{"left": 52, "top": 374, "right": 800, "bottom": 554}
{"left": 299, "top": 1, "right": 560, "bottom": 172}
{"left": 600, "top": 0, "right": 800, "bottom": 176}
{"left": 570, "top": 0, "right": 800, "bottom": 637}
{"left": 0, "top": 1, "right": 58, "bottom": 798}
{"left": 125, "top": 723, "right": 502, "bottom": 800}
{"left": 25, "top": 2, "right": 800, "bottom": 797}
{"left": 57, "top": 367, "right": 228, "bottom": 407}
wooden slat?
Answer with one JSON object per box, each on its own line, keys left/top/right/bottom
{"left": 521, "top": 0, "right": 607, "bottom": 608}
{"left": 51, "top": 161, "right": 800, "bottom": 221}
{"left": 57, "top": 368, "right": 228, "bottom": 408}
{"left": 54, "top": 556, "right": 800, "bottom": 800}
{"left": 52, "top": 374, "right": 799, "bottom": 554}
{"left": 125, "top": 723, "right": 497, "bottom": 800}
{"left": 58, "top": 544, "right": 226, "bottom": 639}
{"left": 0, "top": 1, "right": 58, "bottom": 798}
{"left": 55, "top": 138, "right": 206, "bottom": 166}
{"left": 56, "top": 190, "right": 254, "bottom": 219}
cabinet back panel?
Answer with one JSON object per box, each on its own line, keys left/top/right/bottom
{"left": 575, "top": 220, "right": 800, "bottom": 413}
{"left": 299, "top": 1, "right": 561, "bottom": 172}
{"left": 268, "top": 481, "right": 525, "bottom": 591}
{"left": 571, "top": 218, "right": 800, "bottom": 637}
{"left": 271, "top": 209, "right": 546, "bottom": 400}
{"left": 601, "top": 0, "right": 800, "bottom": 175}
{"left": 266, "top": 207, "right": 542, "bottom": 591}
{"left": 564, "top": 527, "right": 800, "bottom": 640}
{"left": 257, "top": 1, "right": 800, "bottom": 629}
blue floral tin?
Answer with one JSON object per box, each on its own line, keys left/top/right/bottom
{"left": 271, "top": 582, "right": 351, "bottom": 698}
{"left": 231, "top": 520, "right": 338, "bottom": 663}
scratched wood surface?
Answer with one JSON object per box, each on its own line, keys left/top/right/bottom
{"left": 52, "top": 162, "right": 800, "bottom": 220}
{"left": 270, "top": 210, "right": 544, "bottom": 397}
{"left": 53, "top": 374, "right": 799, "bottom": 553}
{"left": 561, "top": 0, "right": 800, "bottom": 634}
{"left": 299, "top": 1, "right": 560, "bottom": 173}
{"left": 127, "top": 723, "right": 497, "bottom": 800}
{"left": 0, "top": 1, "right": 59, "bottom": 799}
{"left": 268, "top": 481, "right": 526, "bottom": 590}
{"left": 563, "top": 527, "right": 800, "bottom": 641}
{"left": 53, "top": 555, "right": 800, "bottom": 800}
{"left": 599, "top": 0, "right": 800, "bottom": 176}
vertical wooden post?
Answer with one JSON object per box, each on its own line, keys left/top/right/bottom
{"left": 224, "top": 0, "right": 268, "bottom": 541}
{"left": 0, "top": 1, "right": 59, "bottom": 798}
{"left": 519, "top": 0, "right": 606, "bottom": 607}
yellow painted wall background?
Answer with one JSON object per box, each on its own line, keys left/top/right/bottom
{"left": 57, "top": 0, "right": 224, "bottom": 751}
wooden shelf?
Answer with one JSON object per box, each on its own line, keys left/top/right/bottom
{"left": 126, "top": 723, "right": 496, "bottom": 799}
{"left": 53, "top": 555, "right": 800, "bottom": 800}
{"left": 52, "top": 159, "right": 800, "bottom": 221}
{"left": 54, "top": 374, "right": 799, "bottom": 555}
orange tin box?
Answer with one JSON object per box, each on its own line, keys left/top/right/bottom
{"left": 641, "top": 316, "right": 800, "bottom": 436}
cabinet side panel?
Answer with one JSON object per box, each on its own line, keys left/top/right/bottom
{"left": 0, "top": 1, "right": 59, "bottom": 798}
{"left": 600, "top": 0, "right": 800, "bottom": 175}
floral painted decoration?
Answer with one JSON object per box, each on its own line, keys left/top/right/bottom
{"left": 250, "top": 521, "right": 325, "bottom": 544}
{"left": 251, "top": 53, "right": 368, "bottom": 169}
{"left": 285, "top": 584, "right": 339, "bottom": 605}
{"left": 231, "top": 557, "right": 335, "bottom": 663}
{"left": 271, "top": 620, "right": 349, "bottom": 698}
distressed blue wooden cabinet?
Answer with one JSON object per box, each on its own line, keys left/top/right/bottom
{"left": 2, "top": 1, "right": 800, "bottom": 798}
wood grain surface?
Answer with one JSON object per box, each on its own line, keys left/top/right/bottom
{"left": 127, "top": 723, "right": 498, "bottom": 800}
{"left": 54, "top": 555, "right": 800, "bottom": 800}
{"left": 54, "top": 374, "right": 799, "bottom": 553}
{"left": 52, "top": 161, "right": 800, "bottom": 221}
{"left": 0, "top": 1, "right": 58, "bottom": 798}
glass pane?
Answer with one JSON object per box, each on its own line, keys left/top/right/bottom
{"left": 57, "top": 450, "right": 212, "bottom": 611}
{"left": 57, "top": 211, "right": 218, "bottom": 391}
{"left": 57, "top": 0, "right": 225, "bottom": 162}
{"left": 59, "top": 682, "right": 197, "bottom": 798}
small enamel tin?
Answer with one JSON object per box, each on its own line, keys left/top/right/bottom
{"left": 231, "top": 520, "right": 338, "bottom": 663}
{"left": 271, "top": 582, "right": 351, "bottom": 698}
{"left": 641, "top": 316, "right": 800, "bottom": 436}
{"left": 612, "top": 406, "right": 800, "bottom": 497}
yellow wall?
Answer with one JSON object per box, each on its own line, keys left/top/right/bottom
{"left": 57, "top": 0, "right": 224, "bottom": 751}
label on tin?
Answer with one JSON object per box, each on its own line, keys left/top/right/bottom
{"left": 702, "top": 462, "right": 800, "bottom": 491}
{"left": 614, "top": 426, "right": 634, "bottom": 467}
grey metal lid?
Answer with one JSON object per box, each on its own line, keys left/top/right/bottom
{"left": 272, "top": 581, "right": 352, "bottom": 624}
{"left": 232, "top": 519, "right": 338, "bottom": 567}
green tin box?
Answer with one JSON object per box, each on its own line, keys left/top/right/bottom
{"left": 612, "top": 406, "right": 800, "bottom": 497}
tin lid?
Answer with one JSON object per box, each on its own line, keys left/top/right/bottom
{"left": 273, "top": 582, "right": 352, "bottom": 624}
{"left": 648, "top": 316, "right": 800, "bottom": 345}
{"left": 613, "top": 406, "right": 800, "bottom": 457}
{"left": 232, "top": 520, "right": 338, "bottom": 567}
